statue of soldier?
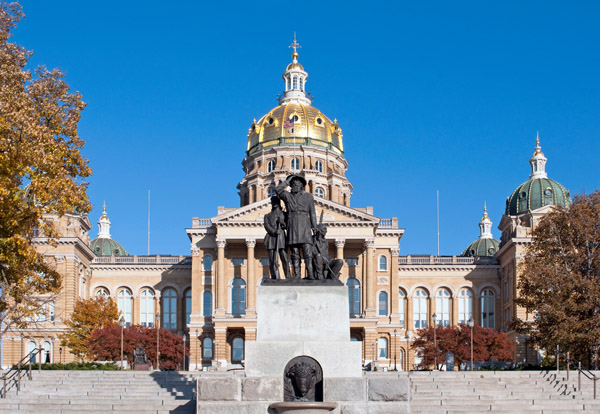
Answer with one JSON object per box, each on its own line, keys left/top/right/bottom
{"left": 312, "top": 223, "right": 343, "bottom": 280}
{"left": 276, "top": 174, "right": 317, "bottom": 279}
{"left": 263, "top": 196, "right": 290, "bottom": 279}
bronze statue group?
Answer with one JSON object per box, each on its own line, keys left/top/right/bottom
{"left": 263, "top": 174, "right": 343, "bottom": 281}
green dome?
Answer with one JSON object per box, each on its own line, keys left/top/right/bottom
{"left": 461, "top": 238, "right": 500, "bottom": 257}
{"left": 90, "top": 237, "right": 128, "bottom": 257}
{"left": 505, "top": 177, "right": 571, "bottom": 216}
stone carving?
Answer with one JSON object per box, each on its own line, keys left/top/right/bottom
{"left": 133, "top": 344, "right": 147, "bottom": 365}
{"left": 263, "top": 196, "right": 290, "bottom": 280}
{"left": 283, "top": 356, "right": 323, "bottom": 402}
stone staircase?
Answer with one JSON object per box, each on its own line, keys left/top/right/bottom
{"left": 0, "top": 370, "right": 197, "bottom": 414}
{"left": 409, "top": 370, "right": 600, "bottom": 414}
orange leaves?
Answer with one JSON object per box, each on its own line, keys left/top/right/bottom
{"left": 60, "top": 297, "right": 120, "bottom": 359}
{"left": 0, "top": 2, "right": 91, "bottom": 332}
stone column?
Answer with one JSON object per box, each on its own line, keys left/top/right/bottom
{"left": 451, "top": 295, "right": 459, "bottom": 326}
{"left": 132, "top": 294, "right": 139, "bottom": 326}
{"left": 245, "top": 239, "right": 256, "bottom": 316}
{"left": 472, "top": 289, "right": 480, "bottom": 326}
{"left": 335, "top": 239, "right": 345, "bottom": 260}
{"left": 214, "top": 327, "right": 227, "bottom": 365}
{"left": 215, "top": 238, "right": 227, "bottom": 316}
{"left": 407, "top": 295, "right": 414, "bottom": 332}
{"left": 390, "top": 248, "right": 400, "bottom": 318}
{"left": 364, "top": 239, "right": 375, "bottom": 316}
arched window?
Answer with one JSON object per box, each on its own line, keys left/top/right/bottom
{"left": 231, "top": 279, "right": 246, "bottom": 316}
{"left": 232, "top": 337, "right": 244, "bottom": 362}
{"left": 315, "top": 187, "right": 324, "bottom": 198}
{"left": 399, "top": 290, "right": 406, "bottom": 328}
{"left": 347, "top": 279, "right": 360, "bottom": 317}
{"left": 162, "top": 288, "right": 177, "bottom": 330}
{"left": 377, "top": 337, "right": 388, "bottom": 359}
{"left": 202, "top": 255, "right": 213, "bottom": 272}
{"left": 267, "top": 160, "right": 275, "bottom": 173}
{"left": 315, "top": 160, "right": 323, "bottom": 172}
{"left": 27, "top": 341, "right": 37, "bottom": 364}
{"left": 436, "top": 289, "right": 451, "bottom": 327}
{"left": 413, "top": 289, "right": 428, "bottom": 329}
{"left": 268, "top": 188, "right": 276, "bottom": 198}
{"left": 292, "top": 76, "right": 298, "bottom": 89}
{"left": 300, "top": 78, "right": 304, "bottom": 91}
{"left": 185, "top": 289, "right": 192, "bottom": 326}
{"left": 95, "top": 287, "right": 110, "bottom": 298}
{"left": 202, "top": 337, "right": 213, "bottom": 359}
{"left": 203, "top": 290, "right": 212, "bottom": 317}
{"left": 140, "top": 288, "right": 155, "bottom": 327}
{"left": 458, "top": 289, "right": 473, "bottom": 324}
{"left": 291, "top": 158, "right": 300, "bottom": 171}
{"left": 286, "top": 77, "right": 290, "bottom": 91}
{"left": 43, "top": 341, "right": 51, "bottom": 363}
{"left": 118, "top": 288, "right": 132, "bottom": 326}
{"left": 378, "top": 291, "right": 388, "bottom": 316}
{"left": 481, "top": 289, "right": 495, "bottom": 328}
{"left": 399, "top": 348, "right": 405, "bottom": 371}
{"left": 378, "top": 255, "right": 388, "bottom": 271}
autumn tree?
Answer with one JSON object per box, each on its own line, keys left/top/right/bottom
{"left": 514, "top": 191, "right": 600, "bottom": 368}
{"left": 88, "top": 325, "right": 188, "bottom": 370}
{"left": 0, "top": 2, "right": 91, "bottom": 332}
{"left": 59, "top": 297, "right": 119, "bottom": 359}
{"left": 412, "top": 324, "right": 514, "bottom": 370}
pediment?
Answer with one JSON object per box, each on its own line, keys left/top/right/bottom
{"left": 211, "top": 197, "right": 380, "bottom": 226}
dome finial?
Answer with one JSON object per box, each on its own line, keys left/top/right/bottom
{"left": 529, "top": 131, "right": 547, "bottom": 179}
{"left": 479, "top": 202, "right": 493, "bottom": 239}
{"left": 289, "top": 32, "right": 301, "bottom": 62}
{"left": 98, "top": 202, "right": 111, "bottom": 239}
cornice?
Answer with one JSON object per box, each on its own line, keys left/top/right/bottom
{"left": 90, "top": 264, "right": 192, "bottom": 272}
{"left": 32, "top": 237, "right": 95, "bottom": 260}
{"left": 398, "top": 265, "right": 500, "bottom": 272}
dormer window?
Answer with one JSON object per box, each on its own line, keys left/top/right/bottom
{"left": 292, "top": 76, "right": 298, "bottom": 89}
{"left": 267, "top": 160, "right": 275, "bottom": 173}
{"left": 291, "top": 158, "right": 300, "bottom": 171}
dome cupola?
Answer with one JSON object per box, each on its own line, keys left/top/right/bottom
{"left": 279, "top": 35, "right": 311, "bottom": 106}
{"left": 461, "top": 203, "right": 500, "bottom": 257}
{"left": 90, "top": 203, "right": 128, "bottom": 257}
{"left": 505, "top": 134, "right": 571, "bottom": 216}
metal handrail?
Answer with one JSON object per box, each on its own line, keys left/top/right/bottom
{"left": 1, "top": 347, "right": 44, "bottom": 398}
{"left": 556, "top": 346, "right": 598, "bottom": 399}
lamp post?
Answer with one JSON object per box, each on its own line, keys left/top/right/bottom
{"left": 432, "top": 313, "right": 438, "bottom": 370}
{"left": 119, "top": 316, "right": 125, "bottom": 370}
{"left": 155, "top": 312, "right": 160, "bottom": 370}
{"left": 59, "top": 347, "right": 62, "bottom": 364}
{"left": 195, "top": 329, "right": 199, "bottom": 370}
{"left": 182, "top": 334, "right": 187, "bottom": 371}
{"left": 20, "top": 333, "right": 24, "bottom": 362}
{"left": 467, "top": 318, "right": 474, "bottom": 371}
{"left": 371, "top": 342, "right": 375, "bottom": 369}
{"left": 50, "top": 337, "right": 55, "bottom": 363}
{"left": 393, "top": 329, "right": 398, "bottom": 371}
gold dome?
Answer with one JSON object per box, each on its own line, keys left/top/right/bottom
{"left": 286, "top": 62, "right": 304, "bottom": 71}
{"left": 247, "top": 103, "right": 343, "bottom": 155}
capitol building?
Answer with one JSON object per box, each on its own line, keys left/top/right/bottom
{"left": 2, "top": 41, "right": 572, "bottom": 370}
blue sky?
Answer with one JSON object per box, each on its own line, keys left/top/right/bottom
{"left": 14, "top": 1, "right": 599, "bottom": 256}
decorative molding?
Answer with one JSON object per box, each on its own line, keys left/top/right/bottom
{"left": 377, "top": 276, "right": 389, "bottom": 286}
{"left": 245, "top": 239, "right": 256, "bottom": 248}
{"left": 191, "top": 246, "right": 200, "bottom": 257}
{"left": 334, "top": 239, "right": 345, "bottom": 248}
{"left": 216, "top": 238, "right": 226, "bottom": 248}
{"left": 364, "top": 238, "right": 375, "bottom": 249}
{"left": 391, "top": 248, "right": 400, "bottom": 257}
{"left": 55, "top": 256, "right": 65, "bottom": 264}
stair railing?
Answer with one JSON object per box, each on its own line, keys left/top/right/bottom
{"left": 0, "top": 347, "right": 44, "bottom": 398}
{"left": 556, "top": 346, "right": 598, "bottom": 399}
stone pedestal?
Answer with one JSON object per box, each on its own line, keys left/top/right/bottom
{"left": 245, "top": 285, "right": 362, "bottom": 378}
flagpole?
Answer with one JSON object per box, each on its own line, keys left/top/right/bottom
{"left": 436, "top": 189, "right": 440, "bottom": 256}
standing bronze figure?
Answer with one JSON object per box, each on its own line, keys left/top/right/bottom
{"left": 263, "top": 196, "right": 290, "bottom": 279}
{"left": 276, "top": 174, "right": 317, "bottom": 279}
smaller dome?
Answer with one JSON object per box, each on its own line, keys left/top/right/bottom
{"left": 461, "top": 238, "right": 500, "bottom": 257}
{"left": 505, "top": 135, "right": 571, "bottom": 216}
{"left": 90, "top": 203, "right": 128, "bottom": 257}
{"left": 90, "top": 238, "right": 128, "bottom": 257}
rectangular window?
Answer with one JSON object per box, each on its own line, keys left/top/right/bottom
{"left": 345, "top": 258, "right": 358, "bottom": 266}
{"left": 231, "top": 258, "right": 245, "bottom": 266}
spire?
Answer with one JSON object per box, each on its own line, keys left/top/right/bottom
{"left": 478, "top": 202, "right": 493, "bottom": 239}
{"left": 529, "top": 131, "right": 547, "bottom": 179}
{"left": 97, "top": 202, "right": 111, "bottom": 239}
{"left": 279, "top": 34, "right": 312, "bottom": 106}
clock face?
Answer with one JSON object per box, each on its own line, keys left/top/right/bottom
{"left": 544, "top": 188, "right": 552, "bottom": 196}
{"left": 488, "top": 248, "right": 495, "bottom": 255}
